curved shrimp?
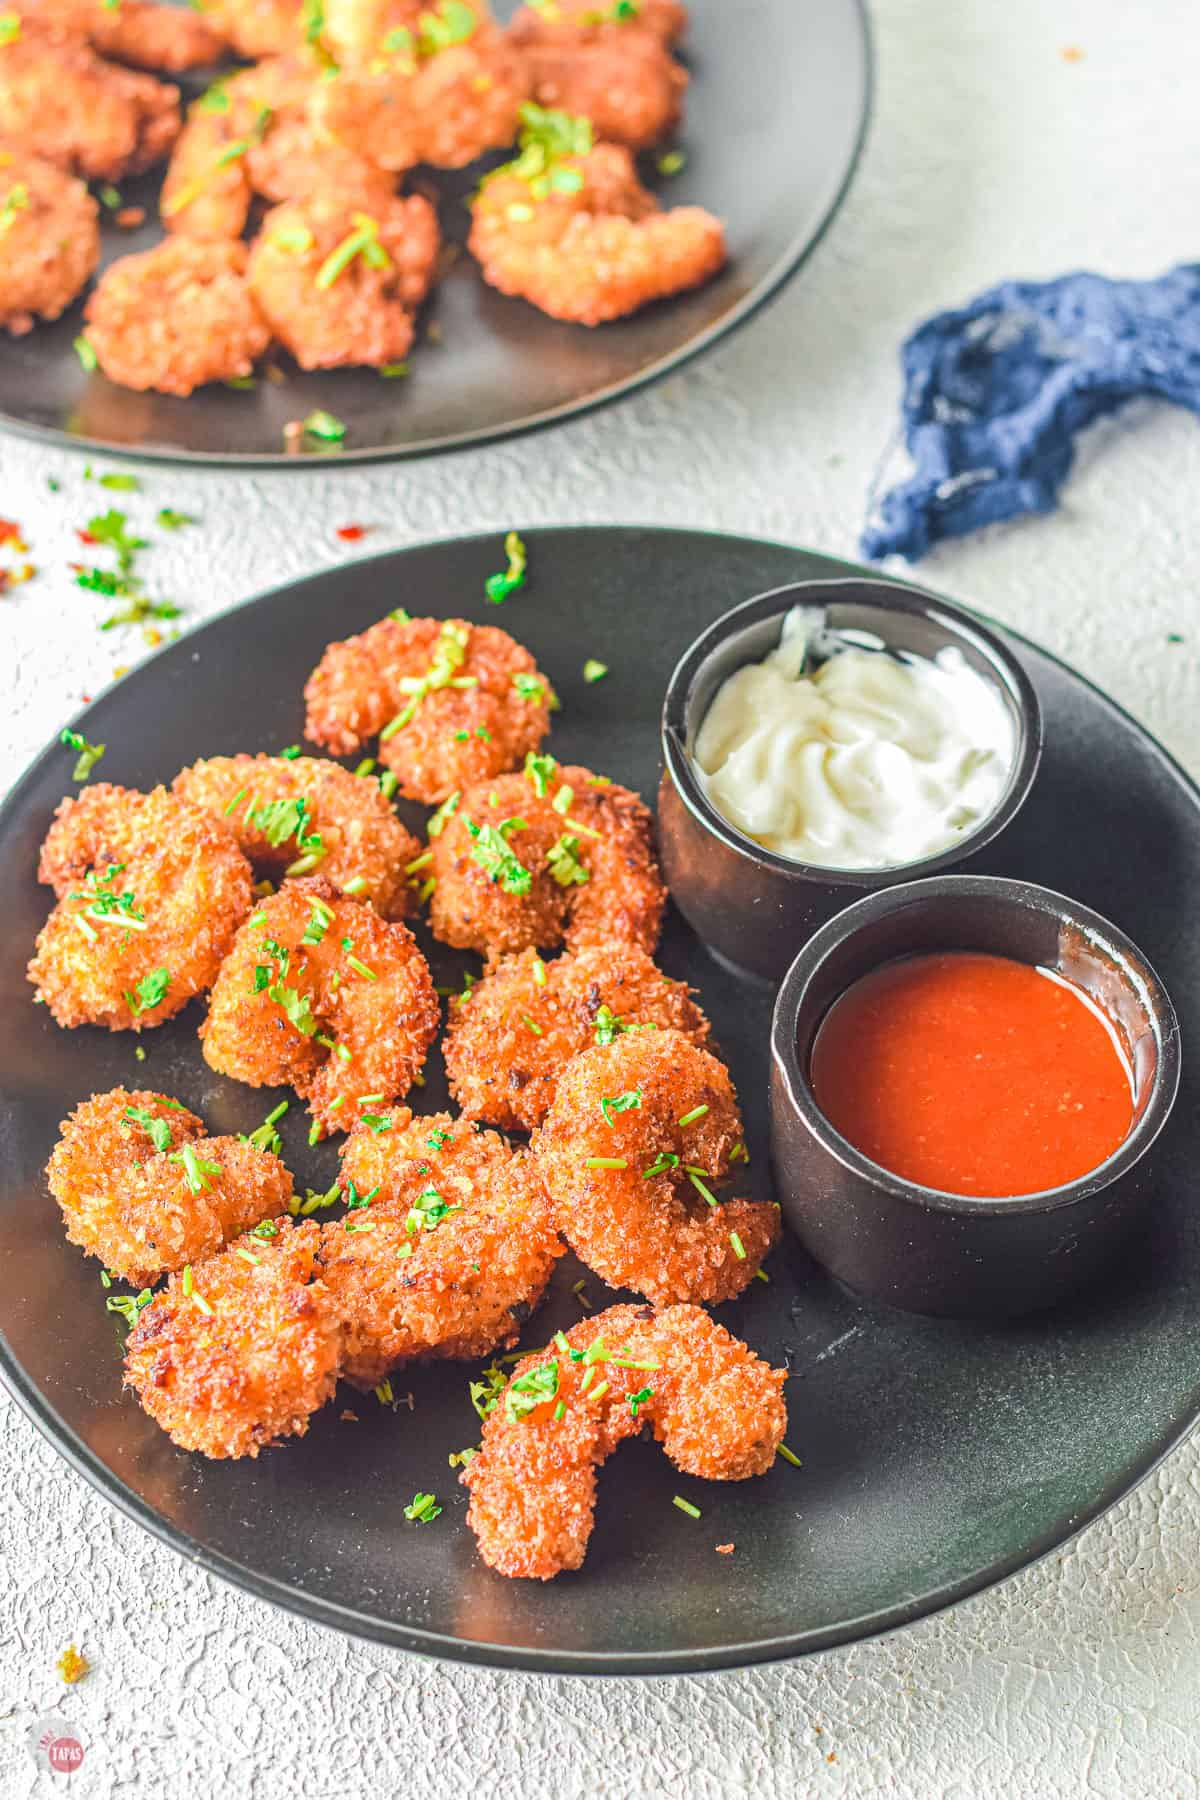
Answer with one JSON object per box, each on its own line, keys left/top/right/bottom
{"left": 200, "top": 875, "right": 439, "bottom": 1135}
{"left": 0, "top": 148, "right": 99, "bottom": 334}
{"left": 29, "top": 783, "right": 253, "bottom": 1030}
{"left": 463, "top": 1302, "right": 788, "bottom": 1578}
{"left": 533, "top": 1028, "right": 779, "bottom": 1304}
{"left": 0, "top": 24, "right": 180, "bottom": 182}
{"left": 84, "top": 237, "right": 270, "bottom": 395}
{"left": 507, "top": 13, "right": 687, "bottom": 151}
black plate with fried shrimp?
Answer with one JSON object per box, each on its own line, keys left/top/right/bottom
{"left": 2, "top": 529, "right": 1169, "bottom": 1678}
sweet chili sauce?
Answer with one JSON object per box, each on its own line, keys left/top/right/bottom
{"left": 809, "top": 951, "right": 1135, "bottom": 1197}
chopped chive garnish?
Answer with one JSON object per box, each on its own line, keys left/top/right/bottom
{"left": 182, "top": 1264, "right": 194, "bottom": 1296}
{"left": 553, "top": 1400, "right": 566, "bottom": 1420}
{"left": 60, "top": 727, "right": 106, "bottom": 782}
{"left": 346, "top": 954, "right": 377, "bottom": 981}
{"left": 588, "top": 1379, "right": 610, "bottom": 1402}
{"left": 342, "top": 875, "right": 367, "bottom": 895}
{"left": 582, "top": 659, "right": 608, "bottom": 683}
{"left": 379, "top": 770, "right": 398, "bottom": 800}
{"left": 730, "top": 1142, "right": 749, "bottom": 1163}
{"left": 729, "top": 1231, "right": 746, "bottom": 1260}
{"left": 643, "top": 1152, "right": 680, "bottom": 1178}
{"left": 403, "top": 1490, "right": 442, "bottom": 1523}
{"left": 677, "top": 1104, "right": 709, "bottom": 1127}
{"left": 554, "top": 1330, "right": 570, "bottom": 1352}
{"left": 234, "top": 1245, "right": 262, "bottom": 1265}
{"left": 600, "top": 1087, "right": 641, "bottom": 1124}
{"left": 521, "top": 1012, "right": 543, "bottom": 1037}
{"left": 583, "top": 1156, "right": 627, "bottom": 1170}
{"left": 672, "top": 1495, "right": 701, "bottom": 1520}
{"left": 190, "top": 1291, "right": 214, "bottom": 1317}
{"left": 74, "top": 334, "right": 97, "bottom": 372}
{"left": 484, "top": 529, "right": 527, "bottom": 604}
{"left": 354, "top": 757, "right": 376, "bottom": 777}
{"left": 505, "top": 1359, "right": 558, "bottom": 1422}
{"left": 754, "top": 1269, "right": 770, "bottom": 1284}
{"left": 427, "top": 790, "right": 460, "bottom": 838}
{"left": 777, "top": 1443, "right": 802, "bottom": 1467}
{"left": 302, "top": 409, "right": 346, "bottom": 442}
{"left": 687, "top": 1170, "right": 719, "bottom": 1207}
{"left": 532, "top": 956, "right": 547, "bottom": 986}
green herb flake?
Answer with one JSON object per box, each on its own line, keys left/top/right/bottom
{"left": 125, "top": 967, "right": 170, "bottom": 1016}
{"left": 60, "top": 727, "right": 105, "bottom": 782}
{"left": 484, "top": 530, "right": 527, "bottom": 605}
{"left": 672, "top": 1495, "right": 701, "bottom": 1520}
{"left": 546, "top": 834, "right": 588, "bottom": 888}
{"left": 467, "top": 816, "right": 531, "bottom": 894}
{"left": 403, "top": 1490, "right": 442, "bottom": 1523}
{"left": 582, "top": 658, "right": 608, "bottom": 683}
{"left": 505, "top": 1359, "right": 558, "bottom": 1422}
{"left": 123, "top": 1106, "right": 173, "bottom": 1153}
{"left": 600, "top": 1087, "right": 642, "bottom": 1125}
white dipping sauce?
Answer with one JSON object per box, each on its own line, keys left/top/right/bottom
{"left": 692, "top": 608, "right": 1016, "bottom": 870}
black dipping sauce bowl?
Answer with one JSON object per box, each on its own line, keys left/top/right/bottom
{"left": 658, "top": 578, "right": 1043, "bottom": 982}
{"left": 769, "top": 875, "right": 1181, "bottom": 1318}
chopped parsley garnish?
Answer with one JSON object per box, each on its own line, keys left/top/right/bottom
{"left": 244, "top": 1100, "right": 288, "bottom": 1155}
{"left": 600, "top": 1087, "right": 642, "bottom": 1125}
{"left": 74, "top": 507, "right": 180, "bottom": 632}
{"left": 484, "top": 530, "right": 527, "bottom": 605}
{"left": 302, "top": 409, "right": 346, "bottom": 443}
{"left": 546, "top": 834, "right": 588, "bottom": 887}
{"left": 505, "top": 1359, "right": 558, "bottom": 1422}
{"left": 106, "top": 1287, "right": 152, "bottom": 1329}
{"left": 489, "top": 103, "right": 593, "bottom": 200}
{"left": 125, "top": 967, "right": 170, "bottom": 1016}
{"left": 315, "top": 212, "right": 393, "bottom": 290}
{"left": 123, "top": 1107, "right": 172, "bottom": 1153}
{"left": 469, "top": 1360, "right": 507, "bottom": 1419}
{"left": 169, "top": 1142, "right": 223, "bottom": 1194}
{"left": 582, "top": 658, "right": 608, "bottom": 683}
{"left": 362, "top": 1113, "right": 392, "bottom": 1134}
{"left": 403, "top": 1490, "right": 442, "bottom": 1523}
{"left": 381, "top": 621, "right": 472, "bottom": 737}
{"left": 467, "top": 816, "right": 531, "bottom": 894}
{"left": 643, "top": 1151, "right": 680, "bottom": 1178}
{"left": 523, "top": 750, "right": 557, "bottom": 797}
{"left": 252, "top": 1218, "right": 279, "bottom": 1239}
{"left": 406, "top": 1185, "right": 461, "bottom": 1233}
{"left": 60, "top": 727, "right": 105, "bottom": 782}
{"left": 512, "top": 672, "right": 545, "bottom": 703}
{"left": 271, "top": 979, "right": 318, "bottom": 1037}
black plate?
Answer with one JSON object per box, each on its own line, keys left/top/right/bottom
{"left": 1, "top": 528, "right": 1198, "bottom": 1677}
{"left": 0, "top": 0, "right": 871, "bottom": 466}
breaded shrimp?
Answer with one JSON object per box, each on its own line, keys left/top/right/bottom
{"left": 533, "top": 1028, "right": 779, "bottom": 1304}
{"left": 428, "top": 756, "right": 666, "bottom": 962}
{"left": 200, "top": 876, "right": 439, "bottom": 1134}
{"left": 303, "top": 615, "right": 553, "bottom": 805}
{"left": 84, "top": 237, "right": 270, "bottom": 395}
{"left": 199, "top": 0, "right": 302, "bottom": 61}
{"left": 470, "top": 124, "right": 725, "bottom": 325}
{"left": 463, "top": 1302, "right": 788, "bottom": 1578}
{"left": 0, "top": 24, "right": 180, "bottom": 181}
{"left": 444, "top": 943, "right": 710, "bottom": 1132}
{"left": 17, "top": 0, "right": 228, "bottom": 71}
{"left": 247, "top": 115, "right": 396, "bottom": 210}
{"left": 159, "top": 104, "right": 252, "bottom": 239}
{"left": 510, "top": 0, "right": 688, "bottom": 45}
{"left": 46, "top": 1086, "right": 293, "bottom": 1285}
{"left": 507, "top": 14, "right": 686, "bottom": 151}
{"left": 123, "top": 1217, "right": 340, "bottom": 1459}
{"left": 173, "top": 753, "right": 423, "bottom": 919}
{"left": 246, "top": 189, "right": 438, "bottom": 371}
{"left": 0, "top": 147, "right": 99, "bottom": 334}
{"left": 317, "top": 0, "right": 421, "bottom": 65}
{"left": 319, "top": 1110, "right": 564, "bottom": 1386}
{"left": 315, "top": 24, "right": 530, "bottom": 172}
{"left": 29, "top": 783, "right": 253, "bottom": 1031}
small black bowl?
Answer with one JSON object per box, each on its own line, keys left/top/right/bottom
{"left": 769, "top": 875, "right": 1182, "bottom": 1318}
{"left": 658, "top": 577, "right": 1043, "bottom": 982}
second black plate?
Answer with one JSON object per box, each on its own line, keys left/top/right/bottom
{"left": 0, "top": 527, "right": 1197, "bottom": 1675}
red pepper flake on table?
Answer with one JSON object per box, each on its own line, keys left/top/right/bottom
{"left": 0, "top": 517, "right": 36, "bottom": 593}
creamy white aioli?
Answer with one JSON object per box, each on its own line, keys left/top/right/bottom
{"left": 692, "top": 608, "right": 1016, "bottom": 870}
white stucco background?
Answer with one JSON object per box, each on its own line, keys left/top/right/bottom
{"left": 2, "top": 1, "right": 1200, "bottom": 1793}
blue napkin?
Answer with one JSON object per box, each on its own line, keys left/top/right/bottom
{"left": 861, "top": 264, "right": 1200, "bottom": 562}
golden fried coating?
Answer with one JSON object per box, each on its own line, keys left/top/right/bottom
{"left": 201, "top": 876, "right": 439, "bottom": 1134}
{"left": 315, "top": 27, "right": 530, "bottom": 172}
{"left": 199, "top": 0, "right": 302, "bottom": 60}
{"left": 0, "top": 147, "right": 99, "bottom": 334}
{"left": 510, "top": 0, "right": 688, "bottom": 44}
{"left": 508, "top": 16, "right": 686, "bottom": 150}
{"left": 123, "top": 1218, "right": 340, "bottom": 1459}
{"left": 319, "top": 1110, "right": 564, "bottom": 1386}
{"left": 160, "top": 105, "right": 252, "bottom": 239}
{"left": 17, "top": 0, "right": 228, "bottom": 71}
{"left": 444, "top": 943, "right": 710, "bottom": 1132}
{"left": 0, "top": 24, "right": 180, "bottom": 181}
{"left": 428, "top": 758, "right": 666, "bottom": 962}
{"left": 30, "top": 783, "right": 253, "bottom": 1031}
{"left": 471, "top": 135, "right": 724, "bottom": 325}
{"left": 246, "top": 190, "right": 438, "bottom": 371}
{"left": 303, "top": 615, "right": 553, "bottom": 804}
{"left": 463, "top": 1302, "right": 788, "bottom": 1578}
{"left": 173, "top": 754, "right": 423, "bottom": 920}
{"left": 533, "top": 1028, "right": 779, "bottom": 1304}
{"left": 46, "top": 1086, "right": 293, "bottom": 1285}
{"left": 84, "top": 237, "right": 270, "bottom": 395}
{"left": 317, "top": 0, "right": 421, "bottom": 65}
{"left": 248, "top": 115, "right": 396, "bottom": 209}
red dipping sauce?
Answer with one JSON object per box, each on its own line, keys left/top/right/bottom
{"left": 809, "top": 951, "right": 1135, "bottom": 1197}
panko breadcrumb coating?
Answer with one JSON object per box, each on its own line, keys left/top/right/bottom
{"left": 173, "top": 753, "right": 423, "bottom": 919}
{"left": 84, "top": 237, "right": 270, "bottom": 395}
{"left": 0, "top": 24, "right": 180, "bottom": 181}
{"left": 303, "top": 615, "right": 553, "bottom": 805}
{"left": 200, "top": 876, "right": 439, "bottom": 1134}
{"left": 317, "top": 0, "right": 421, "bottom": 65}
{"left": 509, "top": 0, "right": 688, "bottom": 44}
{"left": 463, "top": 1302, "right": 788, "bottom": 1578}
{"left": 470, "top": 129, "right": 725, "bottom": 326}
{"left": 246, "top": 190, "right": 438, "bottom": 372}
{"left": 0, "top": 147, "right": 99, "bottom": 335}
{"left": 159, "top": 104, "right": 252, "bottom": 239}
{"left": 247, "top": 116, "right": 396, "bottom": 211}
{"left": 444, "top": 943, "right": 711, "bottom": 1132}
{"left": 29, "top": 782, "right": 253, "bottom": 1031}
{"left": 46, "top": 1086, "right": 293, "bottom": 1285}
{"left": 18, "top": 0, "right": 228, "bottom": 72}
{"left": 198, "top": 0, "right": 303, "bottom": 61}
{"left": 507, "top": 15, "right": 686, "bottom": 151}
{"left": 123, "top": 1217, "right": 340, "bottom": 1459}
{"left": 533, "top": 1028, "right": 779, "bottom": 1304}
{"left": 319, "top": 1110, "right": 564, "bottom": 1386}
{"left": 428, "top": 757, "right": 666, "bottom": 962}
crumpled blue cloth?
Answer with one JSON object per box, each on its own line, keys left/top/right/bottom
{"left": 861, "top": 264, "right": 1200, "bottom": 562}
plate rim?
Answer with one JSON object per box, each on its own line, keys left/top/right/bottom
{"left": 0, "top": 0, "right": 873, "bottom": 470}
{"left": 3, "top": 521, "right": 1199, "bottom": 1677}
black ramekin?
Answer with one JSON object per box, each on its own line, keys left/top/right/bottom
{"left": 769, "top": 875, "right": 1181, "bottom": 1318}
{"left": 658, "top": 577, "right": 1043, "bottom": 982}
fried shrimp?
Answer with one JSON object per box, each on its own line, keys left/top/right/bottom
{"left": 443, "top": 943, "right": 710, "bottom": 1132}
{"left": 0, "top": 25, "right": 180, "bottom": 181}
{"left": 507, "top": 14, "right": 687, "bottom": 151}
{"left": 533, "top": 1028, "right": 779, "bottom": 1304}
{"left": 46, "top": 1086, "right": 293, "bottom": 1285}
{"left": 123, "top": 1217, "right": 340, "bottom": 1459}
{"left": 84, "top": 237, "right": 270, "bottom": 395}
{"left": 29, "top": 783, "right": 253, "bottom": 1031}
{"left": 303, "top": 615, "right": 553, "bottom": 805}
{"left": 510, "top": 0, "right": 688, "bottom": 44}
{"left": 319, "top": 1110, "right": 564, "bottom": 1386}
{"left": 463, "top": 1302, "right": 788, "bottom": 1578}
{"left": 0, "top": 148, "right": 99, "bottom": 335}
{"left": 173, "top": 753, "right": 423, "bottom": 919}
{"left": 246, "top": 189, "right": 438, "bottom": 371}
{"left": 470, "top": 119, "right": 725, "bottom": 326}
{"left": 18, "top": 0, "right": 228, "bottom": 71}
{"left": 200, "top": 876, "right": 439, "bottom": 1133}
{"left": 199, "top": 0, "right": 303, "bottom": 61}
{"left": 428, "top": 756, "right": 666, "bottom": 962}
{"left": 160, "top": 105, "right": 252, "bottom": 239}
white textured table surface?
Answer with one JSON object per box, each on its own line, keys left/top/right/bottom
{"left": 3, "top": 1, "right": 1200, "bottom": 1794}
